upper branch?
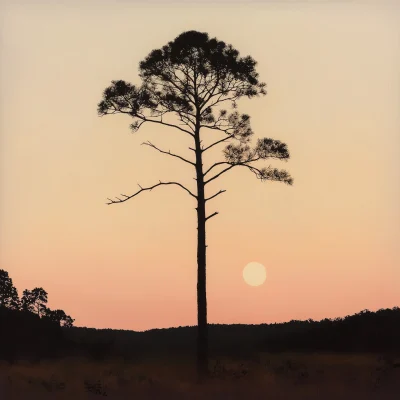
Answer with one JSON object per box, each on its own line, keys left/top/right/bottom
{"left": 97, "top": 80, "right": 196, "bottom": 138}
{"left": 202, "top": 133, "right": 236, "bottom": 153}
{"left": 204, "top": 164, "right": 235, "bottom": 185}
{"left": 204, "top": 160, "right": 234, "bottom": 176}
{"left": 204, "top": 161, "right": 293, "bottom": 186}
{"left": 106, "top": 180, "right": 197, "bottom": 205}
{"left": 203, "top": 138, "right": 293, "bottom": 184}
{"left": 142, "top": 141, "right": 195, "bottom": 167}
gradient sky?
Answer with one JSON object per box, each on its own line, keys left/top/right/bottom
{"left": 1, "top": 0, "right": 399, "bottom": 331}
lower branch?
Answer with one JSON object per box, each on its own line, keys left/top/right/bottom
{"left": 205, "top": 211, "right": 219, "bottom": 221}
{"left": 106, "top": 180, "right": 197, "bottom": 205}
{"left": 205, "top": 189, "right": 226, "bottom": 202}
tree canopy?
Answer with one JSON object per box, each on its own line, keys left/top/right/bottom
{"left": 98, "top": 30, "right": 292, "bottom": 197}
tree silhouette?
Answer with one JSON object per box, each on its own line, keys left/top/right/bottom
{"left": 44, "top": 308, "right": 75, "bottom": 327}
{"left": 98, "top": 30, "right": 292, "bottom": 379}
{"left": 21, "top": 288, "right": 48, "bottom": 318}
{"left": 0, "top": 269, "right": 20, "bottom": 310}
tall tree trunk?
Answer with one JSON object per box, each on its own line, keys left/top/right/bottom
{"left": 195, "top": 129, "right": 208, "bottom": 381}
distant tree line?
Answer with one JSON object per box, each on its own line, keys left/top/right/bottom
{"left": 62, "top": 307, "right": 400, "bottom": 362}
{"left": 0, "top": 269, "right": 74, "bottom": 327}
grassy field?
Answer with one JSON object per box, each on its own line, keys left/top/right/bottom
{"left": 1, "top": 352, "right": 399, "bottom": 399}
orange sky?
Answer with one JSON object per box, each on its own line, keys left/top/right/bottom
{"left": 1, "top": 0, "right": 399, "bottom": 331}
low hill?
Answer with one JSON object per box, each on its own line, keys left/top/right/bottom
{"left": 1, "top": 306, "right": 399, "bottom": 363}
{"left": 63, "top": 307, "right": 400, "bottom": 361}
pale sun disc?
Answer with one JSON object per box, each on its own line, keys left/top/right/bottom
{"left": 243, "top": 262, "right": 267, "bottom": 286}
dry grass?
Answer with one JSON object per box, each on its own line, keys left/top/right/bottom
{"left": 1, "top": 353, "right": 399, "bottom": 399}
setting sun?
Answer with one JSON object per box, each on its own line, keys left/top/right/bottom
{"left": 243, "top": 262, "right": 267, "bottom": 287}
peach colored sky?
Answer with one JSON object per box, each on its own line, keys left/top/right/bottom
{"left": 1, "top": 0, "right": 399, "bottom": 331}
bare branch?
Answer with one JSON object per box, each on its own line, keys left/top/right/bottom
{"left": 106, "top": 180, "right": 197, "bottom": 205}
{"left": 204, "top": 161, "right": 230, "bottom": 177}
{"left": 206, "top": 211, "right": 219, "bottom": 221}
{"left": 142, "top": 141, "right": 195, "bottom": 166}
{"left": 136, "top": 114, "right": 195, "bottom": 137}
{"left": 204, "top": 165, "right": 235, "bottom": 185}
{"left": 205, "top": 189, "right": 226, "bottom": 202}
{"left": 202, "top": 133, "right": 235, "bottom": 153}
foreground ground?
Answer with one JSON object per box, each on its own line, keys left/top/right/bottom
{"left": 1, "top": 352, "right": 399, "bottom": 399}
